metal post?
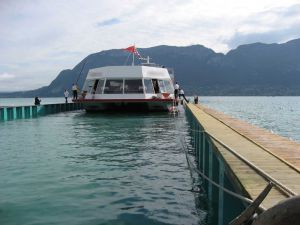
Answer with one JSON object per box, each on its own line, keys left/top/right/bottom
{"left": 208, "top": 141, "right": 213, "bottom": 201}
{"left": 7, "top": 107, "right": 13, "bottom": 120}
{"left": 24, "top": 106, "right": 30, "bottom": 118}
{"left": 198, "top": 131, "right": 202, "bottom": 169}
{"left": 202, "top": 132, "right": 206, "bottom": 172}
{"left": 132, "top": 52, "right": 134, "bottom": 66}
{"left": 4, "top": 108, "right": 7, "bottom": 121}
{"left": 16, "top": 107, "right": 22, "bottom": 119}
{"left": 197, "top": 124, "right": 200, "bottom": 160}
{"left": 56, "top": 104, "right": 59, "bottom": 113}
{"left": 195, "top": 123, "right": 198, "bottom": 159}
{"left": 21, "top": 106, "right": 25, "bottom": 118}
{"left": 0, "top": 108, "right": 5, "bottom": 121}
{"left": 192, "top": 119, "right": 195, "bottom": 148}
{"left": 13, "top": 107, "right": 17, "bottom": 119}
{"left": 38, "top": 105, "right": 45, "bottom": 116}
{"left": 218, "top": 159, "right": 224, "bottom": 225}
{"left": 32, "top": 106, "right": 37, "bottom": 117}
{"left": 51, "top": 105, "right": 55, "bottom": 114}
{"left": 29, "top": 106, "right": 33, "bottom": 117}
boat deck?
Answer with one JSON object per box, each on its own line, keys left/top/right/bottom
{"left": 187, "top": 103, "right": 300, "bottom": 209}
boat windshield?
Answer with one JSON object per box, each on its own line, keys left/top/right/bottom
{"left": 157, "top": 79, "right": 173, "bottom": 93}
{"left": 124, "top": 79, "right": 143, "bottom": 94}
{"left": 104, "top": 79, "right": 123, "bottom": 94}
{"left": 82, "top": 80, "right": 94, "bottom": 93}
{"left": 95, "top": 79, "right": 105, "bottom": 94}
{"left": 158, "top": 80, "right": 166, "bottom": 93}
{"left": 163, "top": 80, "right": 174, "bottom": 93}
{"left": 144, "top": 79, "right": 154, "bottom": 94}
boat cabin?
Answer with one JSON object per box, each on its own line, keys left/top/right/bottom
{"left": 82, "top": 65, "right": 174, "bottom": 100}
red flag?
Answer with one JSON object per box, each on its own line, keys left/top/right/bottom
{"left": 123, "top": 45, "right": 141, "bottom": 57}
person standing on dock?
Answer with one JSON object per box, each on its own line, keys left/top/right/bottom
{"left": 72, "top": 84, "right": 78, "bottom": 100}
{"left": 64, "top": 89, "right": 69, "bottom": 103}
{"left": 179, "top": 89, "right": 189, "bottom": 103}
{"left": 194, "top": 95, "right": 199, "bottom": 104}
{"left": 174, "top": 82, "right": 179, "bottom": 99}
{"left": 34, "top": 97, "right": 41, "bottom": 105}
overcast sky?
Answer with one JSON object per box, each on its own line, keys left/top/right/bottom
{"left": 1, "top": 0, "right": 300, "bottom": 92}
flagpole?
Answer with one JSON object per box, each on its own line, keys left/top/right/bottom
{"left": 132, "top": 44, "right": 135, "bottom": 66}
{"left": 132, "top": 51, "right": 134, "bottom": 66}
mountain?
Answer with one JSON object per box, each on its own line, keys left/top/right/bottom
{"left": 1, "top": 38, "right": 300, "bottom": 97}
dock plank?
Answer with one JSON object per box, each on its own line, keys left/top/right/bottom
{"left": 187, "top": 104, "right": 300, "bottom": 209}
{"left": 200, "top": 105, "right": 300, "bottom": 171}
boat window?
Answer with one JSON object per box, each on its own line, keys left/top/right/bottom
{"left": 158, "top": 80, "right": 166, "bottom": 93}
{"left": 152, "top": 79, "right": 160, "bottom": 94}
{"left": 124, "top": 79, "right": 143, "bottom": 94}
{"left": 95, "top": 79, "right": 105, "bottom": 94}
{"left": 82, "top": 79, "right": 95, "bottom": 93}
{"left": 104, "top": 79, "right": 124, "bottom": 94}
{"left": 163, "top": 80, "right": 174, "bottom": 93}
{"left": 144, "top": 79, "right": 154, "bottom": 94}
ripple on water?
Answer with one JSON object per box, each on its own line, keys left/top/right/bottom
{"left": 202, "top": 96, "right": 300, "bottom": 142}
{"left": 0, "top": 111, "right": 207, "bottom": 225}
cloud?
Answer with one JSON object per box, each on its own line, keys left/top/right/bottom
{"left": 0, "top": 0, "right": 300, "bottom": 91}
{"left": 0, "top": 71, "right": 53, "bottom": 92}
{"left": 228, "top": 25, "right": 300, "bottom": 50}
{"left": 227, "top": 4, "right": 300, "bottom": 49}
{"left": 0, "top": 72, "right": 15, "bottom": 81}
{"left": 0, "top": 73, "right": 18, "bottom": 92}
{"left": 96, "top": 18, "right": 121, "bottom": 27}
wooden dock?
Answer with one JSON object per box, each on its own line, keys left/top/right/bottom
{"left": 187, "top": 103, "right": 300, "bottom": 210}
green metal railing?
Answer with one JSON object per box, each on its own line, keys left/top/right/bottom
{"left": 0, "top": 103, "right": 83, "bottom": 122}
{"left": 184, "top": 106, "right": 247, "bottom": 225}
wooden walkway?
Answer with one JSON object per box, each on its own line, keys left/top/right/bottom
{"left": 187, "top": 104, "right": 300, "bottom": 209}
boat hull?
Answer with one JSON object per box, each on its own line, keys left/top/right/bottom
{"left": 76, "top": 99, "right": 174, "bottom": 112}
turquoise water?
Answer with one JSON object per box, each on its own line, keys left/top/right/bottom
{"left": 0, "top": 108, "right": 206, "bottom": 225}
{"left": 0, "top": 97, "right": 65, "bottom": 106}
{"left": 1, "top": 96, "right": 299, "bottom": 225}
{"left": 201, "top": 96, "right": 300, "bottom": 142}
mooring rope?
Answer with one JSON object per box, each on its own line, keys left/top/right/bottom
{"left": 75, "top": 59, "right": 88, "bottom": 85}
{"left": 179, "top": 135, "right": 255, "bottom": 205}
{"left": 175, "top": 118, "right": 257, "bottom": 206}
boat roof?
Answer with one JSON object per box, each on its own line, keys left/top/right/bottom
{"left": 86, "top": 65, "right": 171, "bottom": 80}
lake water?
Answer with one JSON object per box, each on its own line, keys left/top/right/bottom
{"left": 0, "top": 97, "right": 299, "bottom": 225}
{"left": 201, "top": 96, "right": 300, "bottom": 142}
{"left": 0, "top": 97, "right": 66, "bottom": 107}
{"left": 0, "top": 104, "right": 206, "bottom": 225}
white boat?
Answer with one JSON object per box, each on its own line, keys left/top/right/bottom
{"left": 77, "top": 63, "right": 175, "bottom": 112}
